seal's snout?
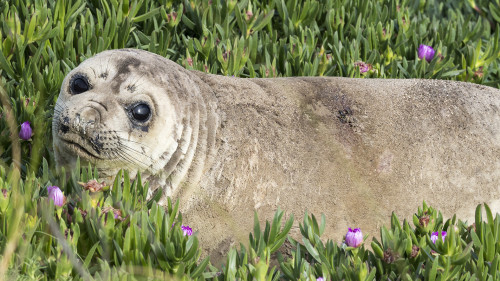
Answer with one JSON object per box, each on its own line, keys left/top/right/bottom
{"left": 79, "top": 106, "right": 100, "bottom": 126}
{"left": 72, "top": 109, "right": 97, "bottom": 137}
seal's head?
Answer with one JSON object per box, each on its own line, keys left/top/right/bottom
{"left": 53, "top": 49, "right": 216, "bottom": 198}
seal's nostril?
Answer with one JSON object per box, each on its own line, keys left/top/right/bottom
{"left": 80, "top": 107, "right": 100, "bottom": 124}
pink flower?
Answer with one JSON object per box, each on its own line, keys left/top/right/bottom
{"left": 418, "top": 44, "right": 435, "bottom": 62}
{"left": 181, "top": 225, "right": 193, "bottom": 236}
{"left": 430, "top": 231, "right": 447, "bottom": 243}
{"left": 354, "top": 61, "right": 372, "bottom": 73}
{"left": 47, "top": 186, "right": 64, "bottom": 207}
{"left": 246, "top": 10, "right": 253, "bottom": 21}
{"left": 345, "top": 228, "right": 363, "bottom": 247}
{"left": 19, "top": 121, "right": 32, "bottom": 140}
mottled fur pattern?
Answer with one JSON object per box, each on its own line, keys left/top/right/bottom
{"left": 54, "top": 49, "right": 500, "bottom": 263}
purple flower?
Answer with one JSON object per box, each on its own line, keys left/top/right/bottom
{"left": 418, "top": 44, "right": 435, "bottom": 62}
{"left": 181, "top": 225, "right": 193, "bottom": 236}
{"left": 317, "top": 278, "right": 325, "bottom": 281}
{"left": 354, "top": 61, "right": 372, "bottom": 73}
{"left": 430, "top": 231, "right": 447, "bottom": 243}
{"left": 19, "top": 121, "right": 32, "bottom": 140}
{"left": 345, "top": 228, "right": 363, "bottom": 247}
{"left": 47, "top": 186, "right": 64, "bottom": 207}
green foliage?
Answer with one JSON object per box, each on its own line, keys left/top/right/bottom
{"left": 280, "top": 212, "right": 376, "bottom": 281}
{"left": 276, "top": 202, "right": 500, "bottom": 281}
{"left": 206, "top": 209, "right": 293, "bottom": 280}
{"left": 0, "top": 162, "right": 208, "bottom": 280}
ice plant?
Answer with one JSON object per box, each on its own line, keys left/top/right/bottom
{"left": 181, "top": 225, "right": 193, "bottom": 236}
{"left": 418, "top": 44, "right": 435, "bottom": 62}
{"left": 430, "top": 231, "right": 447, "bottom": 243}
{"left": 47, "top": 186, "right": 64, "bottom": 207}
{"left": 19, "top": 121, "right": 32, "bottom": 140}
{"left": 345, "top": 228, "right": 363, "bottom": 247}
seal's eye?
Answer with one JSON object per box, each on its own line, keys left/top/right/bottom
{"left": 131, "top": 103, "right": 151, "bottom": 122}
{"left": 71, "top": 76, "right": 90, "bottom": 94}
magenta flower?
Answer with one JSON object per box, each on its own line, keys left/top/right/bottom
{"left": 418, "top": 44, "right": 435, "bottom": 62}
{"left": 354, "top": 61, "right": 372, "bottom": 73}
{"left": 181, "top": 225, "right": 193, "bottom": 236}
{"left": 317, "top": 277, "right": 325, "bottom": 281}
{"left": 345, "top": 228, "right": 363, "bottom": 247}
{"left": 19, "top": 121, "right": 32, "bottom": 140}
{"left": 430, "top": 231, "right": 447, "bottom": 243}
{"left": 47, "top": 186, "right": 64, "bottom": 207}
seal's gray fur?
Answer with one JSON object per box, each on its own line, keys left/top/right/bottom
{"left": 53, "top": 49, "right": 500, "bottom": 262}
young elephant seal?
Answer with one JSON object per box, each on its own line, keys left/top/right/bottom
{"left": 53, "top": 49, "right": 500, "bottom": 261}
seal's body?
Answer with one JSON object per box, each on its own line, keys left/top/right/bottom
{"left": 53, "top": 49, "right": 500, "bottom": 260}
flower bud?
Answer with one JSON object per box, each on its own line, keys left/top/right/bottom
{"left": 246, "top": 10, "right": 253, "bottom": 21}
{"left": 419, "top": 215, "right": 430, "bottom": 227}
{"left": 418, "top": 44, "right": 435, "bottom": 62}
{"left": 181, "top": 225, "right": 193, "bottom": 236}
{"left": 47, "top": 186, "right": 64, "bottom": 207}
{"left": 354, "top": 61, "right": 372, "bottom": 73}
{"left": 345, "top": 228, "right": 363, "bottom": 247}
{"left": 430, "top": 231, "right": 447, "bottom": 243}
{"left": 410, "top": 245, "right": 420, "bottom": 258}
{"left": 19, "top": 121, "right": 32, "bottom": 140}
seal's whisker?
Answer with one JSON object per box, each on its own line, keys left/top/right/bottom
{"left": 49, "top": 107, "right": 65, "bottom": 118}
{"left": 112, "top": 150, "right": 137, "bottom": 169}
{"left": 113, "top": 153, "right": 137, "bottom": 172}
{"left": 118, "top": 144, "right": 159, "bottom": 168}
{"left": 133, "top": 79, "right": 147, "bottom": 89}
{"left": 115, "top": 135, "right": 156, "bottom": 151}
{"left": 52, "top": 108, "right": 64, "bottom": 114}
{"left": 123, "top": 147, "right": 158, "bottom": 169}
{"left": 114, "top": 141, "right": 151, "bottom": 162}
{"left": 119, "top": 142, "right": 160, "bottom": 165}
{"left": 52, "top": 101, "right": 69, "bottom": 114}
{"left": 115, "top": 149, "right": 150, "bottom": 171}
{"left": 111, "top": 133, "right": 157, "bottom": 150}
{"left": 131, "top": 73, "right": 146, "bottom": 88}
{"left": 53, "top": 103, "right": 66, "bottom": 112}
{"left": 54, "top": 102, "right": 66, "bottom": 109}
{"left": 50, "top": 102, "right": 68, "bottom": 128}
{"left": 118, "top": 143, "right": 149, "bottom": 158}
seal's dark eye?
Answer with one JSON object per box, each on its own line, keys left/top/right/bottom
{"left": 131, "top": 103, "right": 151, "bottom": 122}
{"left": 71, "top": 76, "right": 89, "bottom": 94}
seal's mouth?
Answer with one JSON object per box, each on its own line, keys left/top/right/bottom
{"left": 61, "top": 138, "right": 102, "bottom": 161}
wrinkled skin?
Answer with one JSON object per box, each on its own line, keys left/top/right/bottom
{"left": 53, "top": 49, "right": 500, "bottom": 263}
